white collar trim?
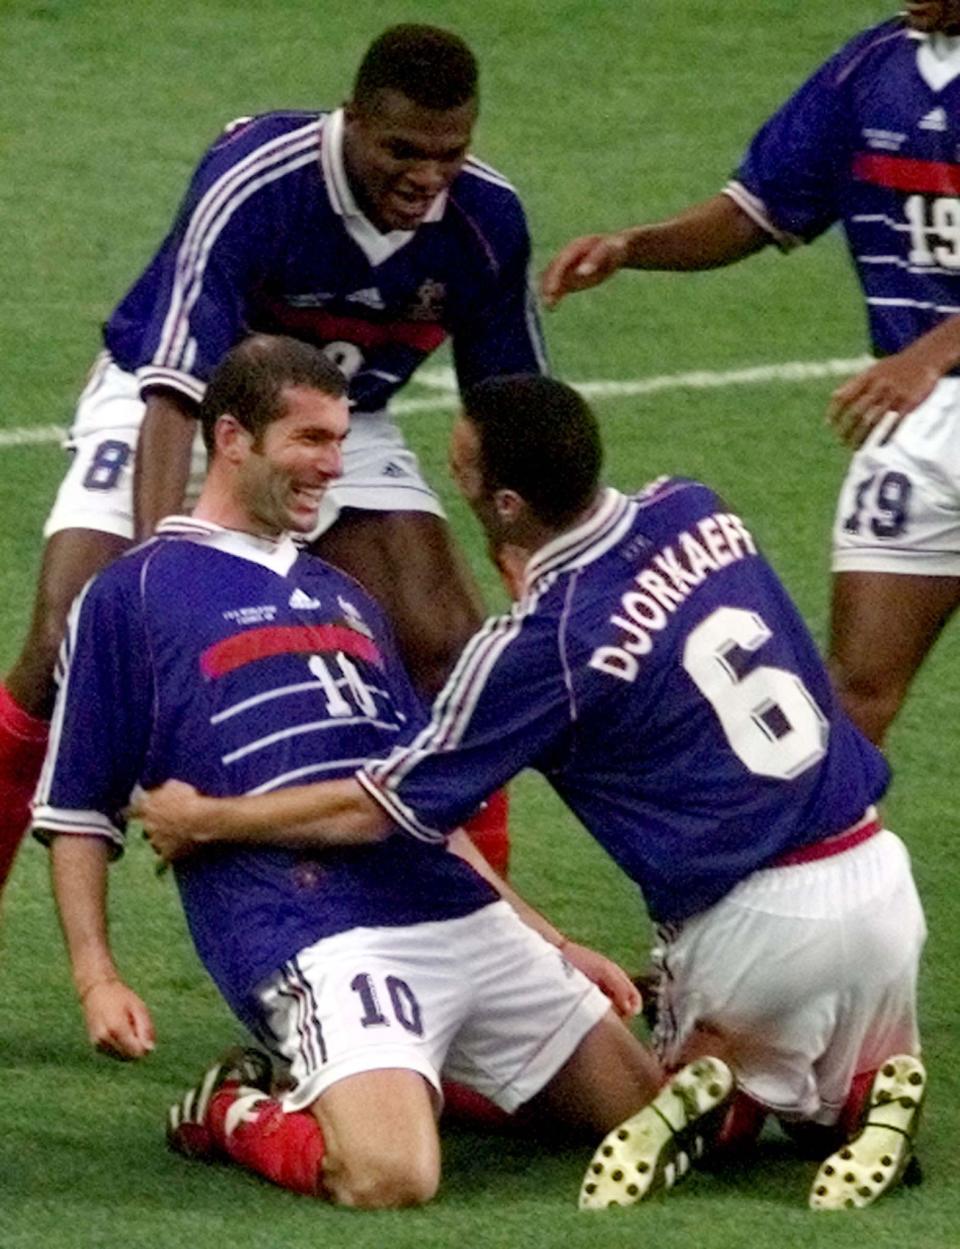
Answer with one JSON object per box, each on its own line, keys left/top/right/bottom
{"left": 910, "top": 26, "right": 960, "bottom": 90}
{"left": 524, "top": 488, "right": 636, "bottom": 592}
{"left": 155, "top": 516, "right": 299, "bottom": 576}
{"left": 320, "top": 108, "right": 449, "bottom": 267}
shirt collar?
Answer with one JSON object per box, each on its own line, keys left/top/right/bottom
{"left": 155, "top": 516, "right": 299, "bottom": 576}
{"left": 319, "top": 108, "right": 449, "bottom": 266}
{"left": 523, "top": 488, "right": 637, "bottom": 593}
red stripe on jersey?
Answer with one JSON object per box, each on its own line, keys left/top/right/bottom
{"left": 201, "top": 624, "right": 382, "bottom": 677}
{"left": 853, "top": 152, "right": 960, "bottom": 195}
{"left": 256, "top": 299, "right": 448, "bottom": 353}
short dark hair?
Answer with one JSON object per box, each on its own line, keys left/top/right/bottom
{"left": 200, "top": 335, "right": 347, "bottom": 454}
{"left": 353, "top": 25, "right": 478, "bottom": 112}
{"left": 462, "top": 375, "right": 603, "bottom": 528}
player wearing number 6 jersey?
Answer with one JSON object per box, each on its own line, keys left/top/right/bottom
{"left": 542, "top": 3, "right": 960, "bottom": 749}
{"left": 34, "top": 340, "right": 680, "bottom": 1209}
{"left": 140, "top": 375, "right": 927, "bottom": 1211}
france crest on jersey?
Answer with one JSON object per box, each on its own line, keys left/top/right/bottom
{"left": 725, "top": 19, "right": 960, "bottom": 360}
{"left": 360, "top": 481, "right": 890, "bottom": 925}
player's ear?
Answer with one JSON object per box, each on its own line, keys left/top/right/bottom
{"left": 492, "top": 488, "right": 524, "bottom": 523}
{"left": 214, "top": 413, "right": 251, "bottom": 463}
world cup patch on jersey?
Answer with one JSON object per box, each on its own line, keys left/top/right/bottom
{"left": 222, "top": 604, "right": 279, "bottom": 625}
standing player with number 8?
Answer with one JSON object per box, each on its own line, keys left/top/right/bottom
{"left": 0, "top": 24, "right": 545, "bottom": 898}
{"left": 542, "top": 2, "right": 960, "bottom": 748}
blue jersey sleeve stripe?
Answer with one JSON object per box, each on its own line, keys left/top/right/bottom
{"left": 154, "top": 123, "right": 320, "bottom": 372}
{"left": 31, "top": 807, "right": 126, "bottom": 849}
{"left": 136, "top": 365, "right": 206, "bottom": 403}
{"left": 33, "top": 579, "right": 94, "bottom": 809}
{"left": 722, "top": 182, "right": 799, "bottom": 250}
{"left": 355, "top": 768, "right": 446, "bottom": 842}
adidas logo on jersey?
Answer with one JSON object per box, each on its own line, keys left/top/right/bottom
{"left": 346, "top": 286, "right": 385, "bottom": 310}
{"left": 919, "top": 107, "right": 947, "bottom": 132}
{"left": 381, "top": 461, "right": 409, "bottom": 478}
{"left": 289, "top": 587, "right": 321, "bottom": 610}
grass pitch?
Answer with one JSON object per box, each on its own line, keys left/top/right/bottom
{"left": 1, "top": 2, "right": 958, "bottom": 1247}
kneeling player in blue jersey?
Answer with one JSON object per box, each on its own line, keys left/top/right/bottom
{"left": 543, "top": 3, "right": 960, "bottom": 752}
{"left": 35, "top": 340, "right": 737, "bottom": 1210}
{"left": 140, "top": 375, "right": 928, "bottom": 1212}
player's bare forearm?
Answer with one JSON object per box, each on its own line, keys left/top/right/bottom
{"left": 48, "top": 834, "right": 119, "bottom": 995}
{"left": 133, "top": 390, "right": 199, "bottom": 539}
{"left": 448, "top": 830, "right": 641, "bottom": 1018}
{"left": 48, "top": 832, "right": 155, "bottom": 1057}
{"left": 136, "top": 776, "right": 394, "bottom": 862}
{"left": 448, "top": 829, "right": 566, "bottom": 946}
{"left": 828, "top": 315, "right": 960, "bottom": 447}
{"left": 542, "top": 195, "right": 770, "bottom": 307}
{"left": 616, "top": 195, "right": 771, "bottom": 271}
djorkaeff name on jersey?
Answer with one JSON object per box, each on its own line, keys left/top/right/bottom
{"left": 590, "top": 511, "right": 758, "bottom": 682}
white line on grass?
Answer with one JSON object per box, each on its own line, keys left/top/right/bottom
{"left": 0, "top": 355, "right": 873, "bottom": 447}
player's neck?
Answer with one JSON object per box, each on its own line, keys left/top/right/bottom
{"left": 192, "top": 481, "right": 285, "bottom": 542}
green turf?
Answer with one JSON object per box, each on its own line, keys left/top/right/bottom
{"left": 2, "top": 1, "right": 959, "bottom": 1245}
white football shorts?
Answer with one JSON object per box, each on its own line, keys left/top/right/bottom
{"left": 253, "top": 900, "right": 611, "bottom": 1114}
{"left": 43, "top": 354, "right": 445, "bottom": 541}
{"left": 832, "top": 376, "right": 960, "bottom": 576}
{"left": 651, "top": 829, "right": 925, "bottom": 1125}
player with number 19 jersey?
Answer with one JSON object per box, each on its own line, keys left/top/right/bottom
{"left": 725, "top": 18, "right": 960, "bottom": 362}
{"left": 33, "top": 520, "right": 497, "bottom": 1028}
{"left": 360, "top": 479, "right": 890, "bottom": 925}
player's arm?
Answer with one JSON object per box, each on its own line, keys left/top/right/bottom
{"left": 452, "top": 191, "right": 549, "bottom": 387}
{"left": 136, "top": 775, "right": 393, "bottom": 863}
{"left": 49, "top": 834, "right": 155, "bottom": 1060}
{"left": 541, "top": 194, "right": 770, "bottom": 307}
{"left": 34, "top": 575, "right": 156, "bottom": 1059}
{"left": 127, "top": 124, "right": 286, "bottom": 537}
{"left": 828, "top": 313, "right": 960, "bottom": 447}
{"left": 447, "top": 830, "right": 640, "bottom": 1018}
{"left": 134, "top": 389, "right": 199, "bottom": 538}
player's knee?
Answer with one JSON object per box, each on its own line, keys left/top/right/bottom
{"left": 325, "top": 1144, "right": 439, "bottom": 1209}
{"left": 830, "top": 661, "right": 904, "bottom": 744}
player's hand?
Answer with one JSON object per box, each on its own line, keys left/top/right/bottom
{"left": 560, "top": 941, "right": 642, "bottom": 1019}
{"left": 827, "top": 349, "right": 943, "bottom": 448}
{"left": 132, "top": 780, "right": 207, "bottom": 863}
{"left": 541, "top": 233, "right": 629, "bottom": 308}
{"left": 80, "top": 979, "right": 155, "bottom": 1061}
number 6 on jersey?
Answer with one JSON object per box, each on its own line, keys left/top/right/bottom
{"left": 683, "top": 607, "right": 828, "bottom": 780}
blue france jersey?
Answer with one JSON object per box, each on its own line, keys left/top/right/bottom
{"left": 726, "top": 19, "right": 960, "bottom": 359}
{"left": 360, "top": 482, "right": 890, "bottom": 925}
{"left": 104, "top": 110, "right": 546, "bottom": 409}
{"left": 33, "top": 520, "right": 495, "bottom": 1026}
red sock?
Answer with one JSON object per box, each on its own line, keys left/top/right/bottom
{"left": 208, "top": 1086, "right": 326, "bottom": 1196}
{"left": 463, "top": 788, "right": 510, "bottom": 877}
{"left": 0, "top": 684, "right": 50, "bottom": 888}
{"left": 441, "top": 1079, "right": 511, "bottom": 1130}
{"left": 839, "top": 1069, "right": 877, "bottom": 1139}
{"left": 716, "top": 1090, "right": 767, "bottom": 1153}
